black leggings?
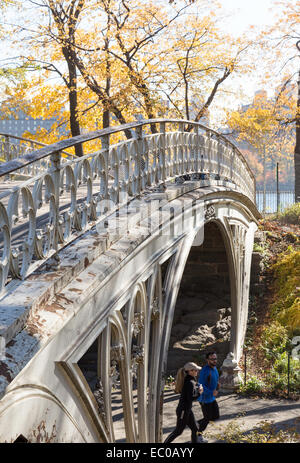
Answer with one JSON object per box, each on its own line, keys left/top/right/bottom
{"left": 198, "top": 400, "right": 220, "bottom": 433}
{"left": 164, "top": 408, "right": 199, "bottom": 443}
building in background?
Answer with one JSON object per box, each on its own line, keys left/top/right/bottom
{"left": 0, "top": 110, "right": 60, "bottom": 139}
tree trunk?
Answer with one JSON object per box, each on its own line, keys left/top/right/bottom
{"left": 69, "top": 48, "right": 132, "bottom": 140}
{"left": 103, "top": 109, "right": 110, "bottom": 129}
{"left": 69, "top": 82, "right": 84, "bottom": 157}
{"left": 127, "top": 68, "right": 157, "bottom": 134}
{"left": 63, "top": 47, "right": 84, "bottom": 157}
{"left": 102, "top": 78, "right": 110, "bottom": 129}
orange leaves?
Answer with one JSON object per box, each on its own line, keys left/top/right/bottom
{"left": 226, "top": 85, "right": 295, "bottom": 180}
{"left": 0, "top": 0, "right": 270, "bottom": 144}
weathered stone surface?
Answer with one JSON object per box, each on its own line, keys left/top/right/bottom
{"left": 220, "top": 352, "right": 243, "bottom": 390}
{"left": 0, "top": 229, "right": 110, "bottom": 345}
{"left": 212, "top": 317, "right": 231, "bottom": 340}
{"left": 179, "top": 325, "right": 216, "bottom": 349}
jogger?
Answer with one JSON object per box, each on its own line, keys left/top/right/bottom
{"left": 197, "top": 352, "right": 220, "bottom": 440}
{"left": 164, "top": 362, "right": 203, "bottom": 444}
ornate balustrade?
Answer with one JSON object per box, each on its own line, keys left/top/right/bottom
{"left": 0, "top": 133, "right": 74, "bottom": 177}
{"left": 0, "top": 119, "right": 255, "bottom": 296}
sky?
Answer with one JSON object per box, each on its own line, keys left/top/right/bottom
{"left": 219, "top": 0, "right": 276, "bottom": 36}
{"left": 207, "top": 0, "right": 285, "bottom": 125}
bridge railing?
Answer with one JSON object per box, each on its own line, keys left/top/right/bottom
{"left": 0, "top": 133, "right": 74, "bottom": 177}
{"left": 0, "top": 119, "right": 255, "bottom": 296}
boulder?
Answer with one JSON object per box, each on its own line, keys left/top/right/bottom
{"left": 212, "top": 318, "right": 231, "bottom": 340}
{"left": 179, "top": 325, "right": 216, "bottom": 349}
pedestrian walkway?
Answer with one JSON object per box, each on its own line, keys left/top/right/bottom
{"left": 162, "top": 387, "right": 300, "bottom": 443}
{"left": 111, "top": 387, "right": 300, "bottom": 443}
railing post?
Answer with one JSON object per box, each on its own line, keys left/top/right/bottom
{"left": 216, "top": 134, "right": 221, "bottom": 179}
{"left": 178, "top": 122, "right": 184, "bottom": 175}
{"left": 276, "top": 162, "right": 280, "bottom": 214}
{"left": 194, "top": 124, "right": 199, "bottom": 174}
{"left": 135, "top": 126, "right": 144, "bottom": 195}
{"left": 206, "top": 129, "right": 212, "bottom": 174}
{"left": 224, "top": 139, "right": 230, "bottom": 180}
{"left": 4, "top": 135, "right": 10, "bottom": 162}
{"left": 101, "top": 134, "right": 110, "bottom": 201}
{"left": 49, "top": 150, "right": 61, "bottom": 269}
{"left": 230, "top": 147, "right": 235, "bottom": 185}
{"left": 160, "top": 122, "right": 166, "bottom": 184}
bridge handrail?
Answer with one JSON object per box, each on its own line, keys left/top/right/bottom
{"left": 0, "top": 120, "right": 255, "bottom": 183}
{"left": 0, "top": 132, "right": 74, "bottom": 167}
{"left": 0, "top": 132, "right": 50, "bottom": 148}
{"left": 0, "top": 118, "right": 256, "bottom": 296}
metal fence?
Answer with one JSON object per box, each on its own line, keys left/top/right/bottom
{"left": 256, "top": 191, "right": 295, "bottom": 214}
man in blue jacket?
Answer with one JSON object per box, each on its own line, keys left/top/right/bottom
{"left": 197, "top": 351, "right": 220, "bottom": 443}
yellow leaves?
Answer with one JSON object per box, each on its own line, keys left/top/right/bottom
{"left": 0, "top": 0, "right": 268, "bottom": 145}
{"left": 226, "top": 85, "right": 294, "bottom": 171}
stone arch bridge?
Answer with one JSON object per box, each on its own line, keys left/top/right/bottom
{"left": 0, "top": 119, "right": 260, "bottom": 442}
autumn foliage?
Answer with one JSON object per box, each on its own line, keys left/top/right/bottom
{"left": 0, "top": 0, "right": 298, "bottom": 197}
{"left": 0, "top": 0, "right": 253, "bottom": 148}
{"left": 226, "top": 90, "right": 295, "bottom": 189}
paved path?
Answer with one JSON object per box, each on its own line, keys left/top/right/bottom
{"left": 112, "top": 387, "right": 300, "bottom": 443}
{"left": 162, "top": 388, "right": 300, "bottom": 443}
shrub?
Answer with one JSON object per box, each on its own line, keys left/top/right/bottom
{"left": 277, "top": 299, "right": 300, "bottom": 333}
{"left": 238, "top": 375, "right": 267, "bottom": 395}
{"left": 277, "top": 202, "right": 300, "bottom": 225}
{"left": 165, "top": 375, "right": 175, "bottom": 389}
{"left": 260, "top": 321, "right": 289, "bottom": 359}
{"left": 253, "top": 243, "right": 265, "bottom": 253}
{"left": 270, "top": 248, "right": 300, "bottom": 332}
{"left": 267, "top": 352, "right": 300, "bottom": 394}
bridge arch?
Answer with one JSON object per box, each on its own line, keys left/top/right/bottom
{"left": 0, "top": 385, "right": 87, "bottom": 442}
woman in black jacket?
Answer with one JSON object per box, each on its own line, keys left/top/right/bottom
{"left": 164, "top": 362, "right": 203, "bottom": 443}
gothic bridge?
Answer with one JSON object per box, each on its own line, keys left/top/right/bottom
{"left": 0, "top": 120, "right": 260, "bottom": 442}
